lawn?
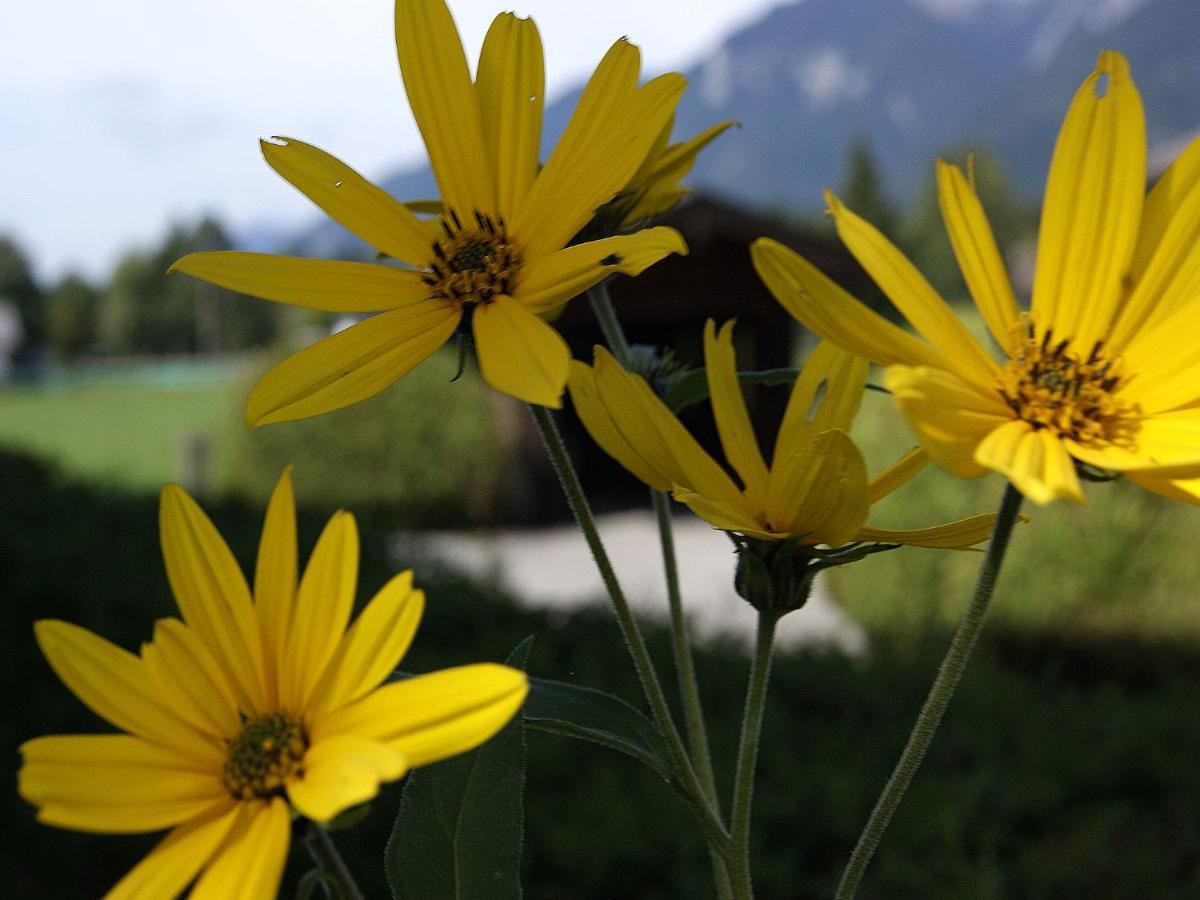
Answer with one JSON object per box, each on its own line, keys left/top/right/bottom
{"left": 0, "top": 363, "right": 238, "bottom": 490}
{"left": 0, "top": 350, "right": 501, "bottom": 522}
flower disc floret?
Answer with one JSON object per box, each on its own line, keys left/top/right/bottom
{"left": 223, "top": 713, "right": 307, "bottom": 800}
{"left": 997, "top": 326, "right": 1138, "bottom": 445}
{"left": 424, "top": 210, "right": 520, "bottom": 305}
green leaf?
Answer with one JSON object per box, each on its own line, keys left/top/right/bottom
{"left": 523, "top": 676, "right": 672, "bottom": 780}
{"left": 663, "top": 367, "right": 800, "bottom": 412}
{"left": 663, "top": 367, "right": 890, "bottom": 411}
{"left": 385, "top": 637, "right": 532, "bottom": 900}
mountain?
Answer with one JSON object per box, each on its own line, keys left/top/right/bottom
{"left": 289, "top": 0, "right": 1199, "bottom": 259}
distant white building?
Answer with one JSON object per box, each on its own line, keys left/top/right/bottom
{"left": 0, "top": 299, "right": 24, "bottom": 380}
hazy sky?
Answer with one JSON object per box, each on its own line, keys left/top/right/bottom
{"left": 1, "top": 0, "right": 780, "bottom": 281}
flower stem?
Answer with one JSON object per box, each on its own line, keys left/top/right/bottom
{"left": 834, "top": 482, "right": 1024, "bottom": 899}
{"left": 588, "top": 281, "right": 633, "bottom": 366}
{"left": 653, "top": 490, "right": 721, "bottom": 807}
{"left": 727, "top": 610, "right": 780, "bottom": 900}
{"left": 304, "top": 822, "right": 366, "bottom": 900}
{"left": 529, "top": 403, "right": 729, "bottom": 850}
{"left": 654, "top": 490, "right": 732, "bottom": 899}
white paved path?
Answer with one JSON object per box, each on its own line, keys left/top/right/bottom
{"left": 400, "top": 510, "right": 868, "bottom": 655}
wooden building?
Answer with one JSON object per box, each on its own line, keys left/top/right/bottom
{"left": 493, "top": 194, "right": 861, "bottom": 523}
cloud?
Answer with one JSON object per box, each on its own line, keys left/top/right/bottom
{"left": 792, "top": 49, "right": 870, "bottom": 108}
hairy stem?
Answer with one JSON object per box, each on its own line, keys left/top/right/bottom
{"left": 587, "top": 281, "right": 633, "bottom": 366}
{"left": 653, "top": 490, "right": 721, "bottom": 806}
{"left": 727, "top": 611, "right": 779, "bottom": 900}
{"left": 529, "top": 403, "right": 729, "bottom": 850}
{"left": 834, "top": 483, "right": 1024, "bottom": 899}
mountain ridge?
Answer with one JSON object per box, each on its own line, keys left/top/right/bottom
{"left": 280, "top": 0, "right": 1198, "bottom": 260}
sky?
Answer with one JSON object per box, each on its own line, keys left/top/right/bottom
{"left": 1, "top": 0, "right": 780, "bottom": 282}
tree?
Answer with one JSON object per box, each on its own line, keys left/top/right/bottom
{"left": 0, "top": 236, "right": 43, "bottom": 359}
{"left": 45, "top": 275, "right": 100, "bottom": 360}
{"left": 97, "top": 217, "right": 279, "bottom": 355}
{"left": 835, "top": 137, "right": 902, "bottom": 320}
{"left": 839, "top": 136, "right": 899, "bottom": 239}
{"left": 900, "top": 146, "right": 1037, "bottom": 303}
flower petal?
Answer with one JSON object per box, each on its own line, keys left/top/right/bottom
{"left": 309, "top": 572, "right": 424, "bottom": 716}
{"left": 856, "top": 515, "right": 998, "bottom": 549}
{"left": 395, "top": 0, "right": 493, "bottom": 216}
{"left": 1063, "top": 410, "right": 1200, "bottom": 478}
{"left": 1031, "top": 50, "right": 1145, "bottom": 351}
{"left": 245, "top": 300, "right": 460, "bottom": 426}
{"left": 106, "top": 803, "right": 241, "bottom": 900}
{"left": 147, "top": 619, "right": 240, "bottom": 739}
{"left": 1126, "top": 470, "right": 1200, "bottom": 505}
{"left": 623, "top": 120, "right": 737, "bottom": 221}
{"left": 975, "top": 419, "right": 1083, "bottom": 505}
{"left": 259, "top": 137, "right": 432, "bottom": 265}
{"left": 169, "top": 252, "right": 431, "bottom": 312}
{"left": 936, "top": 160, "right": 1021, "bottom": 351}
{"left": 288, "top": 735, "right": 407, "bottom": 823}
{"left": 885, "top": 365, "right": 1012, "bottom": 478}
{"left": 140, "top": 640, "right": 228, "bottom": 747}
{"left": 19, "top": 735, "right": 226, "bottom": 834}
{"left": 314, "top": 663, "right": 528, "bottom": 768}
{"left": 568, "top": 360, "right": 672, "bottom": 491}
{"left": 1117, "top": 298, "right": 1200, "bottom": 414}
{"left": 472, "top": 294, "right": 570, "bottom": 407}
{"left": 1110, "top": 133, "right": 1200, "bottom": 351}
{"left": 190, "top": 798, "right": 290, "bottom": 900}
{"left": 751, "top": 237, "right": 947, "bottom": 370}
{"left": 866, "top": 447, "right": 928, "bottom": 505}
{"left": 254, "top": 468, "right": 297, "bottom": 702}
{"left": 281, "top": 511, "right": 358, "bottom": 713}
{"left": 33, "top": 621, "right": 216, "bottom": 757}
{"left": 704, "top": 320, "right": 770, "bottom": 507}
{"left": 766, "top": 429, "right": 869, "bottom": 546}
{"left": 591, "top": 346, "right": 747, "bottom": 508}
{"left": 826, "top": 190, "right": 997, "bottom": 391}
{"left": 159, "top": 485, "right": 266, "bottom": 714}
{"left": 672, "top": 487, "right": 773, "bottom": 537}
{"left": 508, "top": 37, "right": 639, "bottom": 253}
{"left": 515, "top": 63, "right": 686, "bottom": 260}
{"left": 774, "top": 340, "right": 868, "bottom": 467}
{"left": 514, "top": 226, "right": 687, "bottom": 313}
{"left": 476, "top": 12, "right": 544, "bottom": 222}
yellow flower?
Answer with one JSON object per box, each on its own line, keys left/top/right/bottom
{"left": 599, "top": 118, "right": 737, "bottom": 230}
{"left": 569, "top": 319, "right": 997, "bottom": 549}
{"left": 170, "top": 0, "right": 688, "bottom": 421}
{"left": 18, "top": 470, "right": 527, "bottom": 898}
{"left": 753, "top": 50, "right": 1200, "bottom": 506}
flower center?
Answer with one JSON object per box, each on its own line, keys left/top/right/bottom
{"left": 223, "top": 712, "right": 307, "bottom": 800}
{"left": 423, "top": 209, "right": 519, "bottom": 306}
{"left": 997, "top": 327, "right": 1136, "bottom": 445}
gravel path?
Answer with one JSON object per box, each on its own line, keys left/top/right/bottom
{"left": 401, "top": 510, "right": 868, "bottom": 655}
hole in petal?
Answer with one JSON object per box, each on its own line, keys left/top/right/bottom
{"left": 806, "top": 379, "right": 828, "bottom": 424}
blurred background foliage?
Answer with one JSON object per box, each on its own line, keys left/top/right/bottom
{"left": 5, "top": 450, "right": 1200, "bottom": 899}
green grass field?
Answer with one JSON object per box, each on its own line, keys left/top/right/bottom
{"left": 0, "top": 380, "right": 231, "bottom": 490}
